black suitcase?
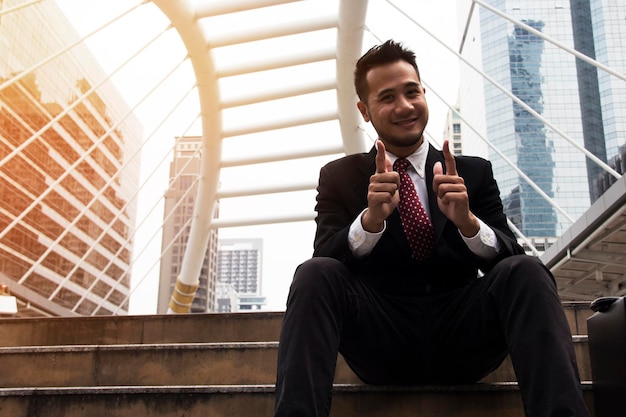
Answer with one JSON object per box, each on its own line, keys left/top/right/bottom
{"left": 587, "top": 296, "right": 625, "bottom": 417}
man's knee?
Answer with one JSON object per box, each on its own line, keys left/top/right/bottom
{"left": 284, "top": 257, "right": 353, "bottom": 319}
{"left": 489, "top": 255, "right": 556, "bottom": 292}
{"left": 289, "top": 257, "right": 349, "bottom": 297}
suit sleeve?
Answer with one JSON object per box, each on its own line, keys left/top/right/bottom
{"left": 468, "top": 159, "right": 525, "bottom": 268}
{"left": 311, "top": 164, "right": 362, "bottom": 265}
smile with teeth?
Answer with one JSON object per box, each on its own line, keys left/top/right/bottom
{"left": 394, "top": 118, "right": 417, "bottom": 126}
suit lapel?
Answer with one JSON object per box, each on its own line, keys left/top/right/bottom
{"left": 425, "top": 145, "right": 448, "bottom": 241}
{"left": 355, "top": 146, "right": 377, "bottom": 187}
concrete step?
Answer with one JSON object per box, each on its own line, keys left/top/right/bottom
{"left": 0, "top": 302, "right": 593, "bottom": 348}
{"left": 0, "top": 382, "right": 595, "bottom": 417}
{"left": 0, "top": 336, "right": 591, "bottom": 387}
{"left": 0, "top": 305, "right": 596, "bottom": 417}
{"left": 0, "top": 312, "right": 283, "bottom": 347}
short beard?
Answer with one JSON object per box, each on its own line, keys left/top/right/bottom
{"left": 381, "top": 130, "right": 424, "bottom": 148}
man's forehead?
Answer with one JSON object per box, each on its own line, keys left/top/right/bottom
{"left": 372, "top": 80, "right": 421, "bottom": 97}
{"left": 366, "top": 62, "right": 419, "bottom": 87}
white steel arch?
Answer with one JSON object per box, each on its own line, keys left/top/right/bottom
{"left": 152, "top": 0, "right": 369, "bottom": 313}
{"left": 151, "top": 0, "right": 222, "bottom": 313}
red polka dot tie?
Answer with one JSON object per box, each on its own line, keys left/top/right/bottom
{"left": 394, "top": 158, "right": 435, "bottom": 261}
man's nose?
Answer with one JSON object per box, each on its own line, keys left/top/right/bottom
{"left": 395, "top": 95, "right": 413, "bottom": 112}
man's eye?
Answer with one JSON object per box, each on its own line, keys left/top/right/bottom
{"left": 380, "top": 94, "right": 394, "bottom": 102}
{"left": 406, "top": 89, "right": 419, "bottom": 97}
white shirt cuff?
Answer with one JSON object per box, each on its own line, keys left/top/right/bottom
{"left": 460, "top": 217, "right": 501, "bottom": 260}
{"left": 348, "top": 209, "right": 385, "bottom": 257}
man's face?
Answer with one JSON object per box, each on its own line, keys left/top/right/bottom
{"left": 357, "top": 60, "right": 429, "bottom": 157}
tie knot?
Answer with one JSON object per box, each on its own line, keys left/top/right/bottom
{"left": 394, "top": 158, "right": 411, "bottom": 172}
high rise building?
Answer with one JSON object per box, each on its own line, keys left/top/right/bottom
{"left": 443, "top": 103, "right": 463, "bottom": 156}
{"left": 216, "top": 239, "right": 266, "bottom": 312}
{"left": 157, "top": 136, "right": 219, "bottom": 313}
{"left": 0, "top": 0, "right": 142, "bottom": 316}
{"left": 215, "top": 282, "right": 238, "bottom": 313}
{"left": 457, "top": 0, "right": 626, "bottom": 238}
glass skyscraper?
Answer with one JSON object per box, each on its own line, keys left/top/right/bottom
{"left": 458, "top": 0, "right": 625, "bottom": 238}
{"left": 0, "top": 0, "right": 142, "bottom": 315}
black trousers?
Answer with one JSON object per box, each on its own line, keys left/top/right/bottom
{"left": 274, "top": 255, "right": 590, "bottom": 417}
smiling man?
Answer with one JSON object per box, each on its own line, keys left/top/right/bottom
{"left": 273, "top": 40, "right": 589, "bottom": 417}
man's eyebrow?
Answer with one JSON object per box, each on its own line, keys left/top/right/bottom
{"left": 375, "top": 88, "right": 395, "bottom": 99}
{"left": 375, "top": 82, "right": 421, "bottom": 99}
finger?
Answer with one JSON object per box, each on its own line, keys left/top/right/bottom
{"left": 436, "top": 182, "right": 467, "bottom": 198}
{"left": 385, "top": 154, "right": 394, "bottom": 173}
{"left": 433, "top": 161, "right": 443, "bottom": 176}
{"left": 442, "top": 140, "right": 457, "bottom": 176}
{"left": 369, "top": 190, "right": 396, "bottom": 205}
{"left": 370, "top": 181, "right": 398, "bottom": 195}
{"left": 375, "top": 140, "right": 387, "bottom": 173}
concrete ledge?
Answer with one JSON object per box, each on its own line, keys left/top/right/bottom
{"left": 0, "top": 381, "right": 592, "bottom": 395}
{"left": 0, "top": 383, "right": 595, "bottom": 417}
{"left": 0, "top": 337, "right": 591, "bottom": 387}
{"left": 0, "top": 304, "right": 590, "bottom": 348}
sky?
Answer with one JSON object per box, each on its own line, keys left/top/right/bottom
{"left": 54, "top": 0, "right": 462, "bottom": 314}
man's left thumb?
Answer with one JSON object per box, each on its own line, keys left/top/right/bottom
{"left": 433, "top": 161, "right": 443, "bottom": 176}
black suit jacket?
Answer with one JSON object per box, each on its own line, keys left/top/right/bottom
{"left": 312, "top": 144, "right": 525, "bottom": 296}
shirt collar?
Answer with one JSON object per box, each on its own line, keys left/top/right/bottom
{"left": 386, "top": 139, "right": 429, "bottom": 178}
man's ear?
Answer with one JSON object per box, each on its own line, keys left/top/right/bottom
{"left": 357, "top": 101, "right": 370, "bottom": 122}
